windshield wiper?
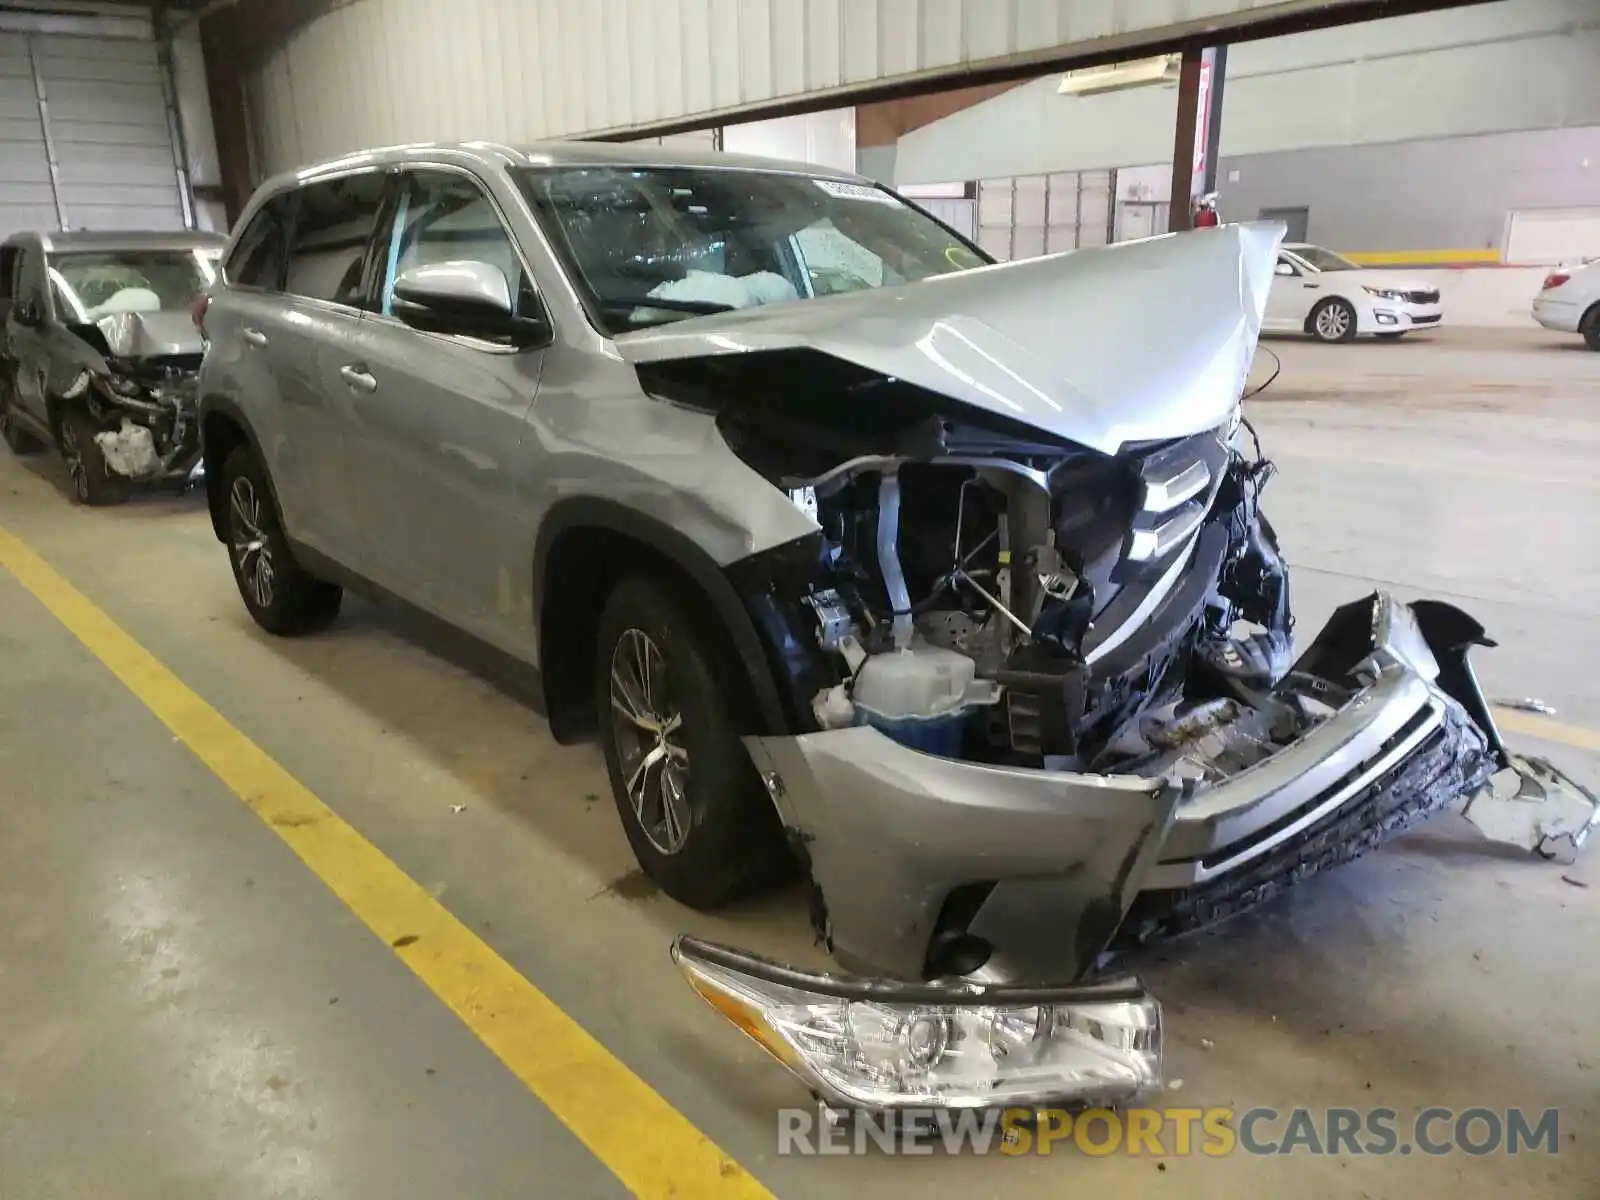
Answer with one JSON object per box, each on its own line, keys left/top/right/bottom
{"left": 597, "top": 296, "right": 738, "bottom": 315}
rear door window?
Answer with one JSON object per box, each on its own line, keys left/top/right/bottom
{"left": 284, "top": 173, "right": 387, "bottom": 306}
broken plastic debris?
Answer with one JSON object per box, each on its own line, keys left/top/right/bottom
{"left": 1200, "top": 1037, "right": 1215, "bottom": 1050}
{"left": 1462, "top": 755, "right": 1600, "bottom": 861}
{"left": 449, "top": 804, "right": 466, "bottom": 814}
{"left": 1168, "top": 1079, "right": 1184, "bottom": 1091}
{"left": 1496, "top": 697, "right": 1557, "bottom": 716}
{"left": 94, "top": 419, "right": 161, "bottom": 478}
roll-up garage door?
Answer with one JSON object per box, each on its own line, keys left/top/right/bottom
{"left": 0, "top": 29, "right": 185, "bottom": 242}
{"left": 0, "top": 36, "right": 54, "bottom": 239}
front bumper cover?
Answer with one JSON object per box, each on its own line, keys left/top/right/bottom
{"left": 743, "top": 593, "right": 1502, "bottom": 983}
{"left": 684, "top": 594, "right": 1596, "bottom": 1108}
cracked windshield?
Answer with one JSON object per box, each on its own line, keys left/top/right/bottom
{"left": 49, "top": 249, "right": 220, "bottom": 323}
{"left": 516, "top": 165, "right": 989, "bottom": 332}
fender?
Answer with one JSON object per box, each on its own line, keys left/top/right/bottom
{"left": 531, "top": 496, "right": 793, "bottom": 737}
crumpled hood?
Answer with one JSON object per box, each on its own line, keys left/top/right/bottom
{"left": 615, "top": 222, "right": 1284, "bottom": 455}
{"left": 94, "top": 310, "right": 204, "bottom": 361}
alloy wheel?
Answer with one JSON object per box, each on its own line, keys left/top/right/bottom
{"left": 608, "top": 627, "right": 691, "bottom": 855}
{"left": 228, "top": 476, "right": 276, "bottom": 609}
{"left": 59, "top": 420, "right": 89, "bottom": 501}
{"left": 1315, "top": 303, "right": 1351, "bottom": 341}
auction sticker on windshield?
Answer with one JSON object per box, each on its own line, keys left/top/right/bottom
{"left": 813, "top": 179, "right": 901, "bottom": 204}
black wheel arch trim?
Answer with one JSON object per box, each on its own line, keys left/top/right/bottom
{"left": 531, "top": 496, "right": 793, "bottom": 737}
{"left": 199, "top": 395, "right": 284, "bottom": 544}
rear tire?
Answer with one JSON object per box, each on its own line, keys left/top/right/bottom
{"left": 1, "top": 408, "right": 43, "bottom": 454}
{"left": 0, "top": 372, "right": 44, "bottom": 455}
{"left": 595, "top": 577, "right": 793, "bottom": 909}
{"left": 58, "top": 405, "right": 128, "bottom": 506}
{"left": 1309, "top": 297, "right": 1358, "bottom": 343}
{"left": 1581, "top": 304, "right": 1600, "bottom": 351}
{"left": 220, "top": 443, "right": 342, "bottom": 635}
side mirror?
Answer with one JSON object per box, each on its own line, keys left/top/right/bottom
{"left": 12, "top": 298, "right": 42, "bottom": 327}
{"left": 1274, "top": 262, "right": 1296, "bottom": 277}
{"left": 391, "top": 260, "right": 548, "bottom": 346}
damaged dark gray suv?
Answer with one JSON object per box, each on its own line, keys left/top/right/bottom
{"left": 198, "top": 142, "right": 1597, "bottom": 1113}
{"left": 1, "top": 229, "right": 225, "bottom": 504}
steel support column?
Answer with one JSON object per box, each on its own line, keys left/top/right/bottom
{"left": 1167, "top": 49, "right": 1203, "bottom": 232}
{"left": 199, "top": 19, "right": 255, "bottom": 225}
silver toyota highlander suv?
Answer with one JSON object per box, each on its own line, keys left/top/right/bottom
{"left": 199, "top": 142, "right": 1596, "bottom": 1111}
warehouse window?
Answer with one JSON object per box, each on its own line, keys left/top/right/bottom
{"left": 284, "top": 173, "right": 386, "bottom": 306}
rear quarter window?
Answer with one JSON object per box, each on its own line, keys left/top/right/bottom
{"left": 226, "top": 195, "right": 292, "bottom": 290}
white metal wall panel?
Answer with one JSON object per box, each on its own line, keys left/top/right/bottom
{"left": 1505, "top": 207, "right": 1600, "bottom": 265}
{"left": 722, "top": 109, "right": 855, "bottom": 171}
{"left": 244, "top": 0, "right": 1383, "bottom": 176}
{"left": 895, "top": 0, "right": 1600, "bottom": 185}
{"left": 977, "top": 169, "right": 1115, "bottom": 262}
{"left": 918, "top": 196, "right": 975, "bottom": 240}
{"left": 0, "top": 37, "right": 54, "bottom": 240}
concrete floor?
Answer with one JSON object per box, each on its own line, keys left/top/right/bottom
{"left": 0, "top": 327, "right": 1596, "bottom": 1197}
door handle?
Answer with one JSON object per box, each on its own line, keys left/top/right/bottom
{"left": 242, "top": 327, "right": 268, "bottom": 347}
{"left": 1304, "top": 283, "right": 1320, "bottom": 290}
{"left": 340, "top": 364, "right": 378, "bottom": 393}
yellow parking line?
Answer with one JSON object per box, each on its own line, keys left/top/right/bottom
{"left": 0, "top": 525, "right": 772, "bottom": 1200}
{"left": 1493, "top": 706, "right": 1600, "bottom": 754}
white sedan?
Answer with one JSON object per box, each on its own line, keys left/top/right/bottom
{"left": 1264, "top": 243, "right": 1443, "bottom": 343}
{"left": 1531, "top": 259, "right": 1600, "bottom": 350}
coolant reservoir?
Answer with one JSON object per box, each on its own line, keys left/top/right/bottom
{"left": 852, "top": 645, "right": 1000, "bottom": 757}
{"left": 853, "top": 645, "right": 979, "bottom": 718}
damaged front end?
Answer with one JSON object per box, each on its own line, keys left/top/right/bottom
{"left": 65, "top": 310, "right": 205, "bottom": 485}
{"left": 615, "top": 226, "right": 1597, "bottom": 1111}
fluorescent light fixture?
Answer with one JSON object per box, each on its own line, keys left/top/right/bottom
{"left": 1058, "top": 55, "right": 1181, "bottom": 96}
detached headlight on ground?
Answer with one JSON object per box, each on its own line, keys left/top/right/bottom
{"left": 672, "top": 937, "right": 1161, "bottom": 1110}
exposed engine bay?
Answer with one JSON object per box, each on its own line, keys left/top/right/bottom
{"left": 719, "top": 394, "right": 1301, "bottom": 789}
{"left": 65, "top": 309, "right": 204, "bottom": 483}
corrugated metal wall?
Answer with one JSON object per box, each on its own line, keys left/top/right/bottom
{"left": 243, "top": 0, "right": 1374, "bottom": 176}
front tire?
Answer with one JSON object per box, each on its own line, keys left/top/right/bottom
{"left": 595, "top": 577, "right": 792, "bottom": 909}
{"left": 1309, "top": 297, "right": 1358, "bottom": 343}
{"left": 58, "top": 405, "right": 127, "bottom": 506}
{"left": 221, "top": 444, "right": 342, "bottom": 634}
